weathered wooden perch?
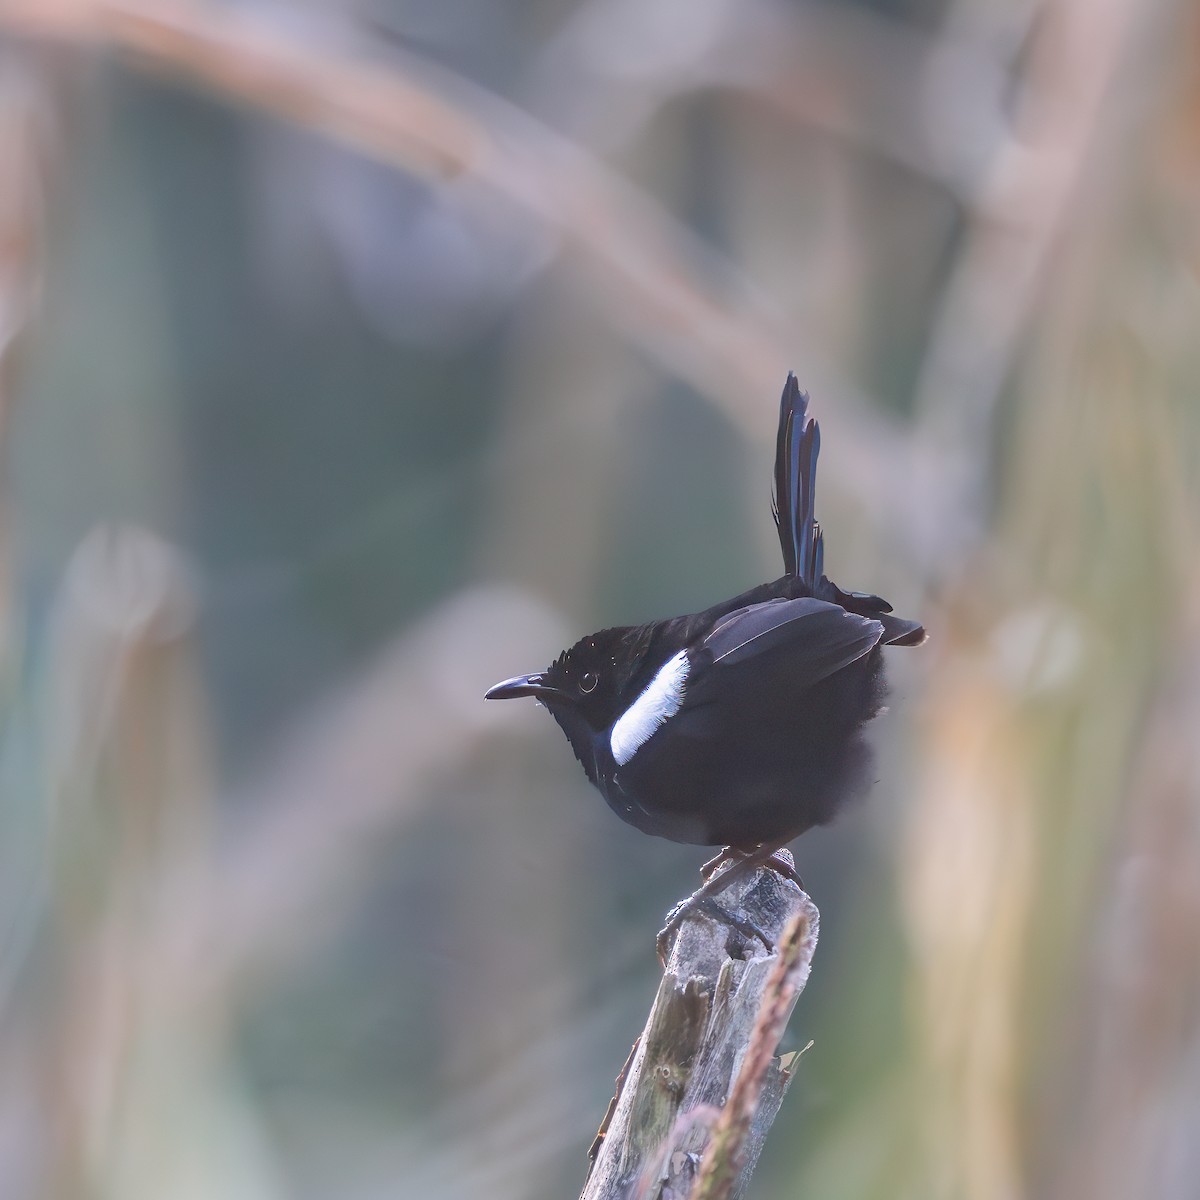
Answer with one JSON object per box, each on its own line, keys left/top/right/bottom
{"left": 581, "top": 857, "right": 819, "bottom": 1200}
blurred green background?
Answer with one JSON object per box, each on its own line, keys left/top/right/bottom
{"left": 2, "top": 1, "right": 1199, "bottom": 1197}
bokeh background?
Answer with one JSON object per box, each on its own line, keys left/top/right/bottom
{"left": 2, "top": 1, "right": 1199, "bottom": 1197}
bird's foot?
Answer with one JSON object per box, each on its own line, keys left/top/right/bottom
{"left": 658, "top": 843, "right": 804, "bottom": 964}
{"left": 656, "top": 851, "right": 775, "bottom": 964}
{"left": 699, "top": 845, "right": 804, "bottom": 890}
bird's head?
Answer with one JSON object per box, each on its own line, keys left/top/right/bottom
{"left": 485, "top": 626, "right": 653, "bottom": 779}
{"left": 486, "top": 632, "right": 621, "bottom": 724}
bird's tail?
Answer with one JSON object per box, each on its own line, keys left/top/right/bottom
{"left": 773, "top": 373, "right": 925, "bottom": 646}
{"left": 773, "top": 373, "right": 823, "bottom": 588}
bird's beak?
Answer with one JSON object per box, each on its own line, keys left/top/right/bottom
{"left": 484, "top": 673, "right": 570, "bottom": 702}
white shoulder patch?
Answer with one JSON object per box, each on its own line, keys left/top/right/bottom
{"left": 610, "top": 650, "right": 689, "bottom": 766}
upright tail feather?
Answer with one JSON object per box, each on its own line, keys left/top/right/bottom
{"left": 773, "top": 373, "right": 823, "bottom": 587}
{"left": 773, "top": 374, "right": 821, "bottom": 583}
{"left": 773, "top": 373, "right": 925, "bottom": 645}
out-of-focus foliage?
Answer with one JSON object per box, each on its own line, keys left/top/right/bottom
{"left": 1, "top": 1, "right": 1199, "bottom": 1197}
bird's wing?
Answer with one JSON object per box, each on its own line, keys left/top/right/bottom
{"left": 699, "top": 597, "right": 884, "bottom": 686}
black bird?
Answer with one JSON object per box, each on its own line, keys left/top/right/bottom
{"left": 486, "top": 376, "right": 924, "bottom": 921}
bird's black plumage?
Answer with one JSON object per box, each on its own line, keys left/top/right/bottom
{"left": 486, "top": 375, "right": 924, "bottom": 851}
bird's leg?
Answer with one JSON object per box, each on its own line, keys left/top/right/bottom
{"left": 698, "top": 846, "right": 739, "bottom": 880}
{"left": 657, "top": 841, "right": 798, "bottom": 964}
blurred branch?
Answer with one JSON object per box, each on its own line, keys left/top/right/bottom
{"left": 1051, "top": 569, "right": 1200, "bottom": 1200}
{"left": 0, "top": 53, "right": 49, "bottom": 445}
{"left": 6, "top": 0, "right": 1173, "bottom": 585}
{"left": 0, "top": 0, "right": 923, "bottom": 519}
{"left": 531, "top": 0, "right": 1010, "bottom": 199}
{"left": 900, "top": 627, "right": 1035, "bottom": 1200}
{"left": 10, "top": 525, "right": 572, "bottom": 1190}
{"left": 32, "top": 526, "right": 212, "bottom": 1197}
{"left": 911, "top": 0, "right": 1173, "bottom": 570}
{"left": 581, "top": 860, "right": 816, "bottom": 1200}
{"left": 0, "top": 53, "right": 60, "bottom": 674}
{"left": 0, "top": 1, "right": 783, "bottom": 399}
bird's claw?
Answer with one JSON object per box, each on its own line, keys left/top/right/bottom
{"left": 764, "top": 852, "right": 804, "bottom": 890}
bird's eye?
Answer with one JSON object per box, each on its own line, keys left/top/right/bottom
{"left": 579, "top": 671, "right": 599, "bottom": 694}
